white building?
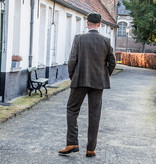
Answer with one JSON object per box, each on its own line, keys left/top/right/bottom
{"left": 116, "top": 0, "right": 156, "bottom": 53}
{"left": 0, "top": 0, "right": 118, "bottom": 102}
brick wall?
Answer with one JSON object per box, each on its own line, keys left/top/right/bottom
{"left": 4, "top": 70, "right": 28, "bottom": 102}
{"left": 101, "top": 0, "right": 118, "bottom": 20}
{"left": 2, "top": 65, "right": 69, "bottom": 102}
{"left": 116, "top": 36, "right": 156, "bottom": 53}
{"left": 120, "top": 53, "right": 156, "bottom": 69}
{"left": 48, "top": 65, "right": 68, "bottom": 84}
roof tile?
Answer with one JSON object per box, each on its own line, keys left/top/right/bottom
{"left": 63, "top": 0, "right": 117, "bottom": 26}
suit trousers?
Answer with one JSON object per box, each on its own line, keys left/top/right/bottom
{"left": 67, "top": 87, "right": 103, "bottom": 151}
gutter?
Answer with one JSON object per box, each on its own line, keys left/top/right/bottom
{"left": 50, "top": 0, "right": 118, "bottom": 28}
{"left": 29, "top": 0, "right": 35, "bottom": 67}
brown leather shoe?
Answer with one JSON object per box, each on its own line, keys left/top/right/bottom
{"left": 59, "top": 145, "right": 79, "bottom": 154}
{"left": 86, "top": 150, "right": 96, "bottom": 157}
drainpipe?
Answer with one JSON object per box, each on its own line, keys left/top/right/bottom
{"left": 29, "top": 0, "right": 35, "bottom": 67}
{"left": 115, "top": 1, "right": 120, "bottom": 52}
{"left": 52, "top": 0, "right": 56, "bottom": 24}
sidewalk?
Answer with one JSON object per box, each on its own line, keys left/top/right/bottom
{"left": 0, "top": 65, "right": 156, "bottom": 164}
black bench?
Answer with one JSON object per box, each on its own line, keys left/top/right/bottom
{"left": 27, "top": 67, "right": 48, "bottom": 97}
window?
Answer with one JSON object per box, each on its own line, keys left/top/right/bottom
{"left": 117, "top": 22, "right": 127, "bottom": 36}
{"left": 65, "top": 13, "right": 72, "bottom": 62}
{"left": 100, "top": 24, "right": 105, "bottom": 36}
{"left": 38, "top": 4, "right": 46, "bottom": 66}
{"left": 76, "top": 16, "right": 81, "bottom": 34}
{"left": 12, "top": 0, "right": 21, "bottom": 56}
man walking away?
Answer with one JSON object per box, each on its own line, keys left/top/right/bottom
{"left": 59, "top": 12, "right": 116, "bottom": 157}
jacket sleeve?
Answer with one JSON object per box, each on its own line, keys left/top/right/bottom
{"left": 106, "top": 39, "right": 116, "bottom": 76}
{"left": 68, "top": 35, "right": 79, "bottom": 80}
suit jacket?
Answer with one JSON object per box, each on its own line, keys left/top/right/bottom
{"left": 68, "top": 30, "right": 116, "bottom": 89}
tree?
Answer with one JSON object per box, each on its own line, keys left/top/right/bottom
{"left": 123, "top": 0, "right": 156, "bottom": 52}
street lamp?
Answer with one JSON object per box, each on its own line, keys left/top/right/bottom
{"left": 126, "top": 27, "right": 130, "bottom": 53}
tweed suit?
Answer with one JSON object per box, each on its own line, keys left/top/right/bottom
{"left": 67, "top": 30, "right": 116, "bottom": 151}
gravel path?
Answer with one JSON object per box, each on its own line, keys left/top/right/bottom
{"left": 0, "top": 65, "right": 156, "bottom": 164}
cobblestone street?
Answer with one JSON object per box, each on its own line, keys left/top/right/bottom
{"left": 0, "top": 65, "right": 156, "bottom": 164}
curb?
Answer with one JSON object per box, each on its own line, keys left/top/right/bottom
{"left": 112, "top": 67, "right": 123, "bottom": 75}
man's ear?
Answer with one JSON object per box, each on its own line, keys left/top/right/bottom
{"left": 87, "top": 21, "right": 90, "bottom": 26}
{"left": 97, "top": 22, "right": 101, "bottom": 27}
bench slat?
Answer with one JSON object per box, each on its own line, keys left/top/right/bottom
{"left": 28, "top": 67, "right": 37, "bottom": 72}
{"left": 32, "top": 78, "right": 48, "bottom": 83}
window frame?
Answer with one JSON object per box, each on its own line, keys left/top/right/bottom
{"left": 117, "top": 21, "right": 127, "bottom": 36}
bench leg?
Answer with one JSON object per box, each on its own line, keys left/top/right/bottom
{"left": 39, "top": 89, "right": 42, "bottom": 97}
{"left": 29, "top": 89, "right": 34, "bottom": 96}
{"left": 43, "top": 84, "right": 48, "bottom": 94}
{"left": 28, "top": 83, "right": 48, "bottom": 97}
{"left": 37, "top": 84, "right": 42, "bottom": 97}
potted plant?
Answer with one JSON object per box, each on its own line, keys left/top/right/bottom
{"left": 11, "top": 55, "right": 23, "bottom": 68}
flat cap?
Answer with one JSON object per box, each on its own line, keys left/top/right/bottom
{"left": 87, "top": 12, "right": 101, "bottom": 23}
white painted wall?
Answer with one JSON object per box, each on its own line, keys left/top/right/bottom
{"left": 46, "top": 7, "right": 53, "bottom": 67}
{"left": 12, "top": 0, "right": 21, "bottom": 56}
{"left": 31, "top": 0, "right": 40, "bottom": 67}
{"left": 3, "top": 0, "right": 116, "bottom": 72}
{"left": 54, "top": 7, "right": 66, "bottom": 65}
{"left": 65, "top": 14, "right": 72, "bottom": 62}
{"left": 20, "top": 0, "right": 31, "bottom": 69}
{"left": 3, "top": 0, "right": 15, "bottom": 72}
{"left": 83, "top": 17, "right": 87, "bottom": 33}
{"left": 38, "top": 3, "right": 47, "bottom": 66}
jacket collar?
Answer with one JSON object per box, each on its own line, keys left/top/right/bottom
{"left": 88, "top": 29, "right": 99, "bottom": 33}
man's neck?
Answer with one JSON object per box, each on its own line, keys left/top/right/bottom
{"left": 88, "top": 28, "right": 98, "bottom": 31}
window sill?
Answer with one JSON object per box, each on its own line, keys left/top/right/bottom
{"left": 51, "top": 63, "right": 58, "bottom": 67}
{"left": 64, "top": 61, "right": 68, "bottom": 65}
{"left": 10, "top": 67, "right": 22, "bottom": 72}
{"left": 117, "top": 35, "right": 127, "bottom": 37}
{"left": 37, "top": 65, "right": 45, "bottom": 69}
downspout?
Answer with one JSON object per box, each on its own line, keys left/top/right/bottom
{"left": 52, "top": 0, "right": 56, "bottom": 25}
{"left": 115, "top": 1, "right": 120, "bottom": 53}
{"left": 0, "top": 1, "right": 6, "bottom": 103}
{"left": 29, "top": 0, "right": 35, "bottom": 67}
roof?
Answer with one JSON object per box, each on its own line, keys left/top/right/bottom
{"left": 118, "top": 0, "right": 130, "bottom": 15}
{"left": 52, "top": 0, "right": 118, "bottom": 28}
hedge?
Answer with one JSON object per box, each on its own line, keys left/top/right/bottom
{"left": 120, "top": 53, "right": 156, "bottom": 69}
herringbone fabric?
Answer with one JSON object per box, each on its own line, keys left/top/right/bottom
{"left": 68, "top": 30, "right": 116, "bottom": 89}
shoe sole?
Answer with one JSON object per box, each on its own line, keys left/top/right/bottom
{"left": 86, "top": 154, "right": 96, "bottom": 157}
{"left": 59, "top": 148, "right": 79, "bottom": 155}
